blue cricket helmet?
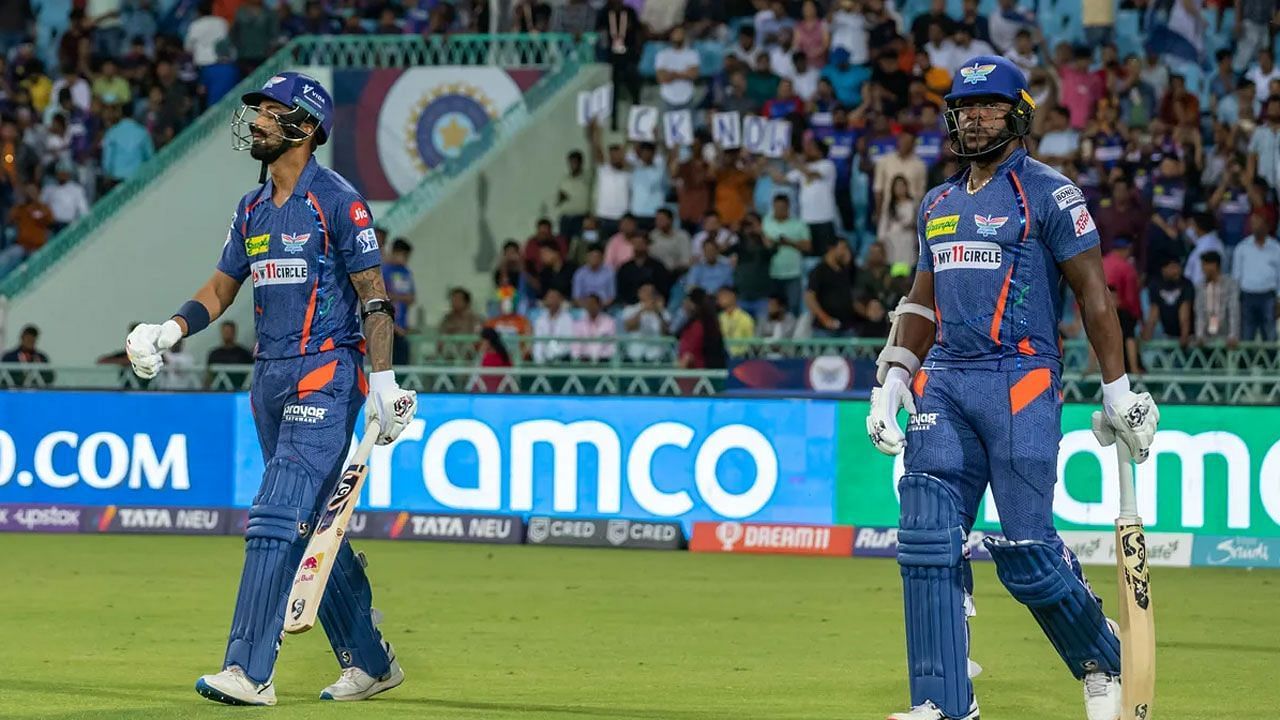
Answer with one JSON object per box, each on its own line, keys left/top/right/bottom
{"left": 942, "top": 55, "right": 1036, "bottom": 159}
{"left": 241, "top": 71, "right": 334, "bottom": 145}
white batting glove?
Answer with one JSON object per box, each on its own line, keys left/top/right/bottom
{"left": 126, "top": 320, "right": 183, "bottom": 379}
{"left": 866, "top": 366, "right": 916, "bottom": 455}
{"left": 1095, "top": 375, "right": 1160, "bottom": 463}
{"left": 365, "top": 370, "right": 417, "bottom": 445}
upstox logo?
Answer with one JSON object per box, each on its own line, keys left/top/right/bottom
{"left": 925, "top": 214, "right": 959, "bottom": 239}
{"left": 250, "top": 259, "right": 308, "bottom": 287}
{"left": 931, "top": 240, "right": 1003, "bottom": 272}
{"left": 245, "top": 233, "right": 270, "bottom": 256}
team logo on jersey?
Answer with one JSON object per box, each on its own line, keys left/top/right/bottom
{"left": 960, "top": 63, "right": 998, "bottom": 85}
{"left": 356, "top": 228, "right": 378, "bottom": 254}
{"left": 250, "top": 259, "right": 309, "bottom": 287}
{"left": 245, "top": 233, "right": 270, "bottom": 256}
{"left": 281, "top": 233, "right": 310, "bottom": 253}
{"left": 926, "top": 214, "right": 960, "bottom": 239}
{"left": 973, "top": 214, "right": 1009, "bottom": 237}
{"left": 349, "top": 202, "right": 371, "bottom": 228}
{"left": 264, "top": 75, "right": 287, "bottom": 89}
{"left": 931, "top": 240, "right": 1003, "bottom": 272}
{"left": 1070, "top": 204, "right": 1097, "bottom": 237}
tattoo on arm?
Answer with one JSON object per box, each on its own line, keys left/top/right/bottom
{"left": 350, "top": 267, "right": 394, "bottom": 373}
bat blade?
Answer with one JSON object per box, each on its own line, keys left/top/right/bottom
{"left": 283, "top": 426, "right": 379, "bottom": 635}
{"left": 1116, "top": 519, "right": 1155, "bottom": 720}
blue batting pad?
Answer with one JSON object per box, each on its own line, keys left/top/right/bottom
{"left": 224, "top": 456, "right": 317, "bottom": 684}
{"left": 985, "top": 538, "right": 1121, "bottom": 678}
{"left": 898, "top": 473, "right": 973, "bottom": 719}
{"left": 318, "top": 544, "right": 391, "bottom": 678}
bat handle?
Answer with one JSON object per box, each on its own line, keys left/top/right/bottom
{"left": 1115, "top": 440, "right": 1139, "bottom": 521}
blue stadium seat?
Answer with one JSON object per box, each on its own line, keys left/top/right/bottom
{"left": 640, "top": 42, "right": 666, "bottom": 79}
{"left": 1114, "top": 10, "right": 1144, "bottom": 59}
{"left": 695, "top": 40, "right": 725, "bottom": 76}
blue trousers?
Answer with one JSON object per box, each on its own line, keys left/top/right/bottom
{"left": 223, "top": 347, "right": 390, "bottom": 683}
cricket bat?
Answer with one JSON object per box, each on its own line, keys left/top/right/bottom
{"left": 1114, "top": 439, "right": 1155, "bottom": 720}
{"left": 283, "top": 419, "right": 381, "bottom": 635}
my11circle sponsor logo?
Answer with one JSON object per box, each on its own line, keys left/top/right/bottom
{"left": 0, "top": 430, "right": 189, "bottom": 492}
{"left": 358, "top": 418, "right": 782, "bottom": 519}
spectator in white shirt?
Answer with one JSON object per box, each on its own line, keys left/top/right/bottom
{"left": 1245, "top": 49, "right": 1280, "bottom": 101}
{"left": 573, "top": 294, "right": 618, "bottom": 361}
{"left": 185, "top": 0, "right": 229, "bottom": 68}
{"left": 1003, "top": 28, "right": 1040, "bottom": 78}
{"left": 1248, "top": 96, "right": 1280, "bottom": 194}
{"left": 790, "top": 52, "right": 821, "bottom": 101}
{"left": 945, "top": 25, "right": 995, "bottom": 73}
{"left": 924, "top": 21, "right": 959, "bottom": 73}
{"left": 621, "top": 282, "right": 672, "bottom": 362}
{"left": 776, "top": 135, "right": 838, "bottom": 257}
{"left": 988, "top": 0, "right": 1035, "bottom": 54}
{"left": 872, "top": 131, "right": 927, "bottom": 222}
{"left": 767, "top": 26, "right": 798, "bottom": 81}
{"left": 1184, "top": 213, "right": 1224, "bottom": 288}
{"left": 730, "top": 25, "right": 763, "bottom": 67}
{"left": 829, "top": 0, "right": 868, "bottom": 65}
{"left": 41, "top": 164, "right": 90, "bottom": 231}
{"left": 691, "top": 210, "right": 739, "bottom": 256}
{"left": 531, "top": 288, "right": 576, "bottom": 363}
{"left": 655, "top": 24, "right": 702, "bottom": 111}
{"left": 1036, "top": 107, "right": 1079, "bottom": 172}
{"left": 589, "top": 122, "right": 632, "bottom": 237}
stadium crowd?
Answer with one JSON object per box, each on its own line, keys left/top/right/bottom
{"left": 451, "top": 0, "right": 1280, "bottom": 371}
{"left": 2, "top": 0, "right": 1279, "bottom": 376}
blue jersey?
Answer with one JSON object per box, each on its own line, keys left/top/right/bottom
{"left": 217, "top": 157, "right": 381, "bottom": 360}
{"left": 381, "top": 262, "right": 415, "bottom": 330}
{"left": 916, "top": 148, "right": 1098, "bottom": 371}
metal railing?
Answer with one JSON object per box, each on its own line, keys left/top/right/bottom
{"left": 0, "top": 33, "right": 596, "bottom": 300}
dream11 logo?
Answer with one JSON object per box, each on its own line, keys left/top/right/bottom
{"left": 355, "top": 417, "right": 782, "bottom": 520}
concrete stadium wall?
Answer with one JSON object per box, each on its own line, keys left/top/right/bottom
{"left": 395, "top": 63, "right": 611, "bottom": 329}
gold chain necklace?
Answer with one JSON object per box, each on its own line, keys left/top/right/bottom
{"left": 967, "top": 171, "right": 994, "bottom": 194}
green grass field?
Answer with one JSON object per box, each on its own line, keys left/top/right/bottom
{"left": 1, "top": 535, "right": 1276, "bottom": 719}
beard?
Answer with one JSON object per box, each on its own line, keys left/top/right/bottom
{"left": 249, "top": 134, "right": 290, "bottom": 163}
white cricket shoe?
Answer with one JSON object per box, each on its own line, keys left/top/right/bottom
{"left": 886, "top": 699, "right": 980, "bottom": 720}
{"left": 195, "top": 665, "right": 276, "bottom": 706}
{"left": 1083, "top": 671, "right": 1121, "bottom": 720}
{"left": 319, "top": 641, "right": 404, "bottom": 701}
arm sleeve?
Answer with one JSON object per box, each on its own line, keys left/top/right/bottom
{"left": 215, "top": 201, "right": 251, "bottom": 282}
{"left": 1041, "top": 182, "right": 1099, "bottom": 263}
{"left": 334, "top": 194, "right": 381, "bottom": 275}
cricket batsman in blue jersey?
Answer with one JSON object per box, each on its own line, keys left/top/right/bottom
{"left": 124, "top": 72, "right": 419, "bottom": 706}
{"left": 866, "top": 57, "right": 1161, "bottom": 720}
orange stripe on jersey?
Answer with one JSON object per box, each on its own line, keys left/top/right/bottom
{"left": 307, "top": 192, "right": 331, "bottom": 254}
{"left": 320, "top": 338, "right": 335, "bottom": 352}
{"left": 1009, "top": 367, "right": 1051, "bottom": 415}
{"left": 242, "top": 197, "right": 265, "bottom": 234}
{"left": 1008, "top": 171, "right": 1031, "bottom": 243}
{"left": 357, "top": 367, "right": 368, "bottom": 397}
{"left": 990, "top": 266, "right": 1014, "bottom": 344}
{"left": 297, "top": 359, "right": 339, "bottom": 401}
{"left": 912, "top": 369, "right": 929, "bottom": 397}
{"left": 299, "top": 280, "right": 319, "bottom": 355}
{"left": 1018, "top": 337, "right": 1036, "bottom": 355}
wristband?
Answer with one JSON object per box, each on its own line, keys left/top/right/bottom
{"left": 1102, "top": 374, "right": 1130, "bottom": 407}
{"left": 174, "top": 300, "right": 209, "bottom": 336}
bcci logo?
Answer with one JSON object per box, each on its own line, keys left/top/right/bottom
{"left": 607, "top": 520, "right": 630, "bottom": 546}
{"left": 528, "top": 516, "right": 550, "bottom": 543}
{"left": 959, "top": 63, "right": 998, "bottom": 85}
{"left": 406, "top": 82, "right": 499, "bottom": 172}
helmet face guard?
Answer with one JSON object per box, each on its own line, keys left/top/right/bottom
{"left": 231, "top": 103, "right": 320, "bottom": 152}
{"left": 943, "top": 89, "right": 1036, "bottom": 159}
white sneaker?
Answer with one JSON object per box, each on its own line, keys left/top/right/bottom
{"left": 195, "top": 665, "right": 277, "bottom": 706}
{"left": 319, "top": 642, "right": 404, "bottom": 701}
{"left": 886, "top": 699, "right": 980, "bottom": 719}
{"left": 1083, "top": 671, "right": 1121, "bottom": 720}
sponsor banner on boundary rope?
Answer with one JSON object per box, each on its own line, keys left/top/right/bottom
{"left": 526, "top": 515, "right": 683, "bottom": 549}
{"left": 1191, "top": 535, "right": 1280, "bottom": 568}
{"left": 82, "top": 505, "right": 229, "bottom": 535}
{"left": 383, "top": 511, "right": 524, "bottom": 544}
{"left": 689, "top": 521, "right": 854, "bottom": 556}
{"left": 836, "top": 402, "right": 1280, "bottom": 539}
{"left": 0, "top": 503, "right": 85, "bottom": 533}
{"left": 1059, "top": 531, "right": 1193, "bottom": 568}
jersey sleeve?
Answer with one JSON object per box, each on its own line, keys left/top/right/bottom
{"left": 332, "top": 193, "right": 381, "bottom": 274}
{"left": 915, "top": 190, "right": 934, "bottom": 273}
{"left": 1039, "top": 181, "right": 1099, "bottom": 263}
{"left": 215, "top": 200, "right": 250, "bottom": 282}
